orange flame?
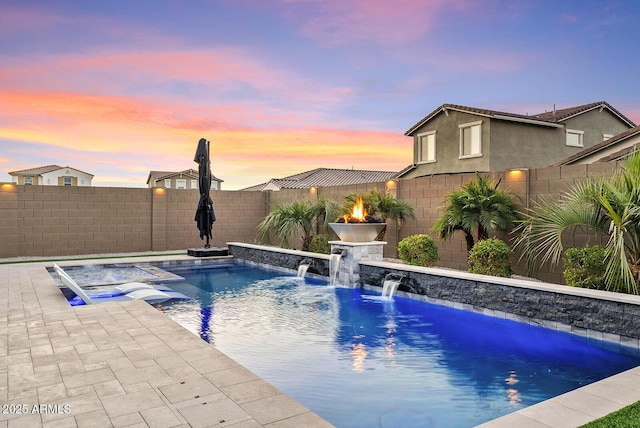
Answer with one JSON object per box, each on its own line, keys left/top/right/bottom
{"left": 343, "top": 196, "right": 367, "bottom": 222}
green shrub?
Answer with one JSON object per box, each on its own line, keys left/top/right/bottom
{"left": 468, "top": 238, "right": 512, "bottom": 277}
{"left": 563, "top": 245, "right": 607, "bottom": 290}
{"left": 309, "top": 234, "right": 331, "bottom": 254}
{"left": 398, "top": 234, "right": 439, "bottom": 267}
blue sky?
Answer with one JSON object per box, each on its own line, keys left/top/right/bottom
{"left": 1, "top": 0, "right": 638, "bottom": 189}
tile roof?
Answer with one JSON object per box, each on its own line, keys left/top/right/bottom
{"left": 532, "top": 101, "right": 635, "bottom": 126}
{"left": 405, "top": 101, "right": 636, "bottom": 136}
{"left": 148, "top": 169, "right": 223, "bottom": 182}
{"left": 552, "top": 125, "right": 640, "bottom": 166}
{"left": 8, "top": 164, "right": 94, "bottom": 177}
{"left": 242, "top": 167, "right": 398, "bottom": 191}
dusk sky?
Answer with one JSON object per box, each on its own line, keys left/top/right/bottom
{"left": 1, "top": 1, "right": 639, "bottom": 190}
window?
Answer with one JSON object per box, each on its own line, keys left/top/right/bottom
{"left": 164, "top": 179, "right": 171, "bottom": 188}
{"left": 176, "top": 179, "right": 186, "bottom": 189}
{"left": 24, "top": 177, "right": 32, "bottom": 185}
{"left": 191, "top": 180, "right": 197, "bottom": 189}
{"left": 63, "top": 177, "right": 72, "bottom": 186}
{"left": 417, "top": 131, "right": 436, "bottom": 163}
{"left": 459, "top": 121, "right": 482, "bottom": 158}
{"left": 211, "top": 182, "right": 218, "bottom": 190}
{"left": 566, "top": 129, "right": 584, "bottom": 147}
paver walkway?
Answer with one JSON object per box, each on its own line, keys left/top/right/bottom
{"left": 0, "top": 257, "right": 333, "bottom": 427}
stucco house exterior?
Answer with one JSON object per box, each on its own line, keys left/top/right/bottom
{"left": 146, "top": 169, "right": 223, "bottom": 190}
{"left": 553, "top": 125, "right": 640, "bottom": 165}
{"left": 398, "top": 101, "right": 636, "bottom": 179}
{"left": 8, "top": 165, "right": 93, "bottom": 186}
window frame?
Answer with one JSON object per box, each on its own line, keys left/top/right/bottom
{"left": 164, "top": 179, "right": 171, "bottom": 188}
{"left": 63, "top": 177, "right": 72, "bottom": 186}
{"left": 417, "top": 131, "right": 436, "bottom": 164}
{"left": 566, "top": 129, "right": 584, "bottom": 147}
{"left": 176, "top": 179, "right": 186, "bottom": 189}
{"left": 459, "top": 120, "right": 483, "bottom": 159}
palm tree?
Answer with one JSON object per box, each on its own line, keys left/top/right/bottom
{"left": 432, "top": 173, "right": 523, "bottom": 252}
{"left": 256, "top": 198, "right": 338, "bottom": 250}
{"left": 515, "top": 153, "right": 640, "bottom": 295}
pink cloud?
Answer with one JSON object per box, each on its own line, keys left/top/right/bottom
{"left": 0, "top": 3, "right": 184, "bottom": 49}
{"left": 0, "top": 4, "right": 71, "bottom": 33}
{"left": 294, "top": 0, "right": 448, "bottom": 46}
{"left": 1, "top": 47, "right": 356, "bottom": 116}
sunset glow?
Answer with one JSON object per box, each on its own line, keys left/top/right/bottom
{"left": 1, "top": 1, "right": 638, "bottom": 189}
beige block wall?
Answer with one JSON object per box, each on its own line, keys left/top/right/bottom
{"left": 0, "top": 184, "right": 19, "bottom": 258}
{"left": 0, "top": 162, "right": 619, "bottom": 284}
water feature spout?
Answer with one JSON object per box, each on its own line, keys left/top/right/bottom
{"left": 329, "top": 250, "right": 345, "bottom": 286}
{"left": 381, "top": 273, "right": 404, "bottom": 299}
{"left": 297, "top": 258, "right": 313, "bottom": 277}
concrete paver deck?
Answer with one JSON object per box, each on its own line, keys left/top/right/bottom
{"left": 0, "top": 256, "right": 333, "bottom": 428}
{"left": 2, "top": 254, "right": 640, "bottom": 427}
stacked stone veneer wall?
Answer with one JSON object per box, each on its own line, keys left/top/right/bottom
{"left": 359, "top": 261, "right": 640, "bottom": 344}
{"left": 0, "top": 162, "right": 619, "bottom": 283}
{"left": 228, "top": 242, "right": 331, "bottom": 277}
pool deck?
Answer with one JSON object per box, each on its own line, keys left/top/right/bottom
{"left": 2, "top": 254, "right": 640, "bottom": 428}
{"left": 0, "top": 255, "right": 333, "bottom": 428}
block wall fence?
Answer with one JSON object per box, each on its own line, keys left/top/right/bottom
{"left": 0, "top": 162, "right": 618, "bottom": 283}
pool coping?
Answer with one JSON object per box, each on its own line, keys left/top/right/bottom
{"left": 2, "top": 253, "right": 640, "bottom": 427}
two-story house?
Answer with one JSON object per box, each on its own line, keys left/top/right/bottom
{"left": 8, "top": 165, "right": 94, "bottom": 186}
{"left": 398, "top": 101, "right": 636, "bottom": 178}
{"left": 146, "top": 169, "right": 223, "bottom": 190}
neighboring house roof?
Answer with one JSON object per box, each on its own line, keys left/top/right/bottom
{"left": 147, "top": 169, "right": 223, "bottom": 184}
{"left": 242, "top": 167, "right": 398, "bottom": 191}
{"left": 531, "top": 101, "right": 635, "bottom": 126}
{"left": 552, "top": 125, "right": 640, "bottom": 166}
{"left": 8, "top": 164, "right": 94, "bottom": 177}
{"left": 404, "top": 101, "right": 636, "bottom": 136}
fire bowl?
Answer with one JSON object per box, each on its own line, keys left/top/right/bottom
{"left": 329, "top": 222, "right": 386, "bottom": 242}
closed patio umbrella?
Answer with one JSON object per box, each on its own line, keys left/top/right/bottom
{"left": 194, "top": 138, "right": 216, "bottom": 248}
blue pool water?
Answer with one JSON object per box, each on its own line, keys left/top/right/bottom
{"left": 152, "top": 261, "right": 640, "bottom": 427}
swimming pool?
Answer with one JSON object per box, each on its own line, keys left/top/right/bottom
{"left": 151, "top": 260, "right": 640, "bottom": 427}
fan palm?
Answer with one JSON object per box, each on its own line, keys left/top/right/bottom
{"left": 256, "top": 198, "right": 338, "bottom": 250}
{"left": 432, "top": 173, "right": 523, "bottom": 252}
{"left": 515, "top": 153, "right": 640, "bottom": 294}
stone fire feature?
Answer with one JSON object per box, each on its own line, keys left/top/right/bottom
{"left": 329, "top": 240, "right": 386, "bottom": 287}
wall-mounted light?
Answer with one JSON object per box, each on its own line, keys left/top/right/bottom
{"left": 309, "top": 186, "right": 317, "bottom": 196}
{"left": 1, "top": 183, "right": 16, "bottom": 192}
{"left": 153, "top": 188, "right": 166, "bottom": 195}
{"left": 507, "top": 168, "right": 529, "bottom": 209}
{"left": 385, "top": 180, "right": 397, "bottom": 191}
{"left": 507, "top": 168, "right": 529, "bottom": 180}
